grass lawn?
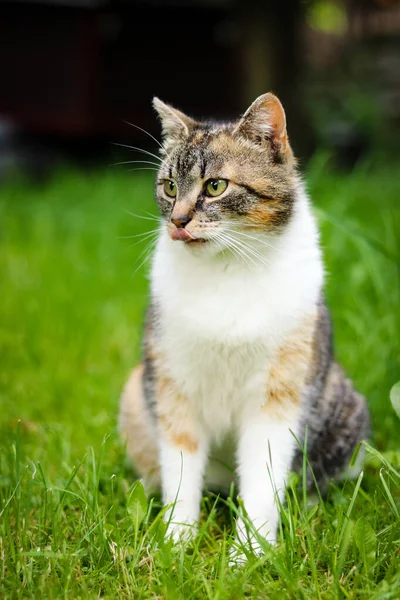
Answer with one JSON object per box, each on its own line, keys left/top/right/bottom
{"left": 1, "top": 155, "right": 400, "bottom": 599}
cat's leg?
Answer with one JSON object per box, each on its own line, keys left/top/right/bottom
{"left": 156, "top": 376, "right": 208, "bottom": 542}
{"left": 234, "top": 411, "right": 299, "bottom": 557}
{"left": 232, "top": 316, "right": 316, "bottom": 562}
{"left": 119, "top": 365, "right": 161, "bottom": 494}
{"left": 159, "top": 436, "right": 208, "bottom": 542}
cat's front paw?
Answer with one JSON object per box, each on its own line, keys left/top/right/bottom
{"left": 228, "top": 545, "right": 250, "bottom": 567}
{"left": 228, "top": 539, "right": 269, "bottom": 567}
{"left": 228, "top": 517, "right": 277, "bottom": 566}
{"left": 166, "top": 520, "right": 198, "bottom": 544}
{"left": 228, "top": 536, "right": 275, "bottom": 567}
{"left": 235, "top": 516, "right": 277, "bottom": 546}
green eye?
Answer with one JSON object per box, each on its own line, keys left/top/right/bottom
{"left": 164, "top": 180, "right": 177, "bottom": 198}
{"left": 205, "top": 179, "right": 228, "bottom": 198}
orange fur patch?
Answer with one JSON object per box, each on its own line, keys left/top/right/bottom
{"left": 156, "top": 375, "right": 199, "bottom": 454}
{"left": 245, "top": 202, "right": 282, "bottom": 227}
{"left": 264, "top": 316, "right": 316, "bottom": 418}
{"left": 246, "top": 200, "right": 287, "bottom": 229}
{"left": 145, "top": 315, "right": 200, "bottom": 455}
{"left": 191, "top": 131, "right": 205, "bottom": 145}
{"left": 119, "top": 365, "right": 160, "bottom": 487}
{"left": 171, "top": 433, "right": 199, "bottom": 453}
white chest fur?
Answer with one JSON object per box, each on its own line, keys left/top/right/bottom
{"left": 151, "top": 193, "right": 324, "bottom": 440}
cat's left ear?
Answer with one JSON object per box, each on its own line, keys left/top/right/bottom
{"left": 153, "top": 98, "right": 197, "bottom": 142}
{"left": 234, "top": 93, "right": 292, "bottom": 161}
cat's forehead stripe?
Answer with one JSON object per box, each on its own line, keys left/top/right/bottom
{"left": 173, "top": 130, "right": 231, "bottom": 182}
{"left": 174, "top": 143, "right": 209, "bottom": 180}
{"left": 177, "top": 145, "right": 199, "bottom": 176}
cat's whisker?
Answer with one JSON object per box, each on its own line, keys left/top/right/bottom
{"left": 228, "top": 238, "right": 267, "bottom": 268}
{"left": 110, "top": 160, "right": 162, "bottom": 168}
{"left": 212, "top": 231, "right": 243, "bottom": 264}
{"left": 120, "top": 120, "right": 174, "bottom": 165}
{"left": 233, "top": 239, "right": 271, "bottom": 267}
{"left": 228, "top": 241, "right": 259, "bottom": 269}
{"left": 143, "top": 210, "right": 163, "bottom": 221}
{"left": 219, "top": 220, "right": 277, "bottom": 231}
{"left": 112, "top": 143, "right": 164, "bottom": 165}
{"left": 214, "top": 232, "right": 256, "bottom": 268}
{"left": 136, "top": 235, "right": 157, "bottom": 258}
{"left": 124, "top": 209, "right": 160, "bottom": 222}
{"left": 121, "top": 120, "right": 175, "bottom": 168}
{"left": 218, "top": 231, "right": 270, "bottom": 268}
{"left": 216, "top": 220, "right": 286, "bottom": 255}
{"left": 132, "top": 236, "right": 158, "bottom": 275}
{"left": 128, "top": 232, "right": 159, "bottom": 250}
{"left": 223, "top": 227, "right": 285, "bottom": 256}
{"left": 214, "top": 231, "right": 258, "bottom": 269}
{"left": 127, "top": 168, "right": 160, "bottom": 173}
{"left": 215, "top": 238, "right": 249, "bottom": 268}
{"left": 213, "top": 237, "right": 228, "bottom": 262}
{"left": 122, "top": 121, "right": 163, "bottom": 149}
{"left": 119, "top": 228, "right": 160, "bottom": 241}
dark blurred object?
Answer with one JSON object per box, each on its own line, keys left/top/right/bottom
{"left": 1, "top": 0, "right": 316, "bottom": 175}
{"left": 0, "top": 0, "right": 399, "bottom": 176}
{"left": 239, "top": 0, "right": 312, "bottom": 158}
{"left": 0, "top": 0, "right": 242, "bottom": 140}
{"left": 304, "top": 0, "right": 400, "bottom": 165}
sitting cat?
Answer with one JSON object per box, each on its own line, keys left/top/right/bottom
{"left": 119, "top": 93, "right": 369, "bottom": 559}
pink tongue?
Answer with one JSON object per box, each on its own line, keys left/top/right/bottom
{"left": 171, "top": 228, "right": 195, "bottom": 241}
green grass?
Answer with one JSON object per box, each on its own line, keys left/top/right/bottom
{"left": 1, "top": 156, "right": 400, "bottom": 599}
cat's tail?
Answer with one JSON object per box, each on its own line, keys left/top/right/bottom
{"left": 294, "top": 362, "right": 370, "bottom": 493}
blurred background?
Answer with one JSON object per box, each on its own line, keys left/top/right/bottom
{"left": 1, "top": 0, "right": 400, "bottom": 175}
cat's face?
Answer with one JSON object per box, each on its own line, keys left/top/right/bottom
{"left": 154, "top": 94, "right": 298, "bottom": 255}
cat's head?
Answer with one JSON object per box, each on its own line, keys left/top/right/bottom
{"left": 153, "top": 93, "right": 299, "bottom": 255}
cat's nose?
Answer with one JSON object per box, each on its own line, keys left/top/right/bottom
{"left": 171, "top": 216, "right": 191, "bottom": 229}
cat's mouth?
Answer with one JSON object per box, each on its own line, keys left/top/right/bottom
{"left": 186, "top": 238, "right": 208, "bottom": 244}
{"left": 171, "top": 228, "right": 208, "bottom": 244}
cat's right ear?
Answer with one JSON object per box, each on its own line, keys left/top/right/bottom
{"left": 233, "top": 93, "right": 292, "bottom": 162}
{"left": 153, "top": 98, "right": 196, "bottom": 142}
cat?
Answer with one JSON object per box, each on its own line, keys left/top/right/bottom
{"left": 119, "top": 92, "right": 370, "bottom": 560}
